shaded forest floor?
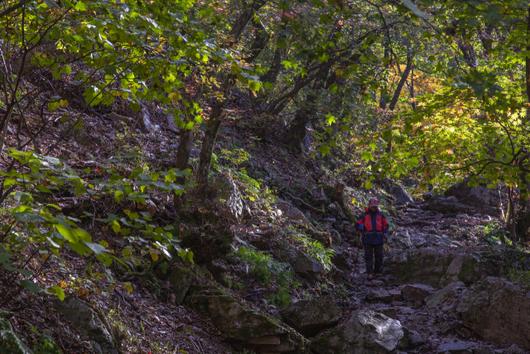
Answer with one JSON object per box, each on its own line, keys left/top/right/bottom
{"left": 1, "top": 97, "right": 529, "bottom": 354}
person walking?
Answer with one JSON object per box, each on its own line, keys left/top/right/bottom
{"left": 355, "top": 198, "right": 389, "bottom": 280}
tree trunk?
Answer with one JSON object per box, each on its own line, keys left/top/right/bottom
{"left": 195, "top": 1, "right": 266, "bottom": 187}
{"left": 385, "top": 50, "right": 413, "bottom": 153}
{"left": 176, "top": 129, "right": 193, "bottom": 180}
{"left": 284, "top": 90, "right": 317, "bottom": 154}
{"left": 515, "top": 5, "right": 530, "bottom": 242}
{"left": 196, "top": 104, "right": 223, "bottom": 187}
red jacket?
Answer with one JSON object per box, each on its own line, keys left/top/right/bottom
{"left": 355, "top": 208, "right": 389, "bottom": 234}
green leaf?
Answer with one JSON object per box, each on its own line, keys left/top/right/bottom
{"left": 48, "top": 285, "right": 65, "bottom": 301}
{"left": 85, "top": 242, "right": 106, "bottom": 255}
{"left": 20, "top": 280, "right": 41, "bottom": 293}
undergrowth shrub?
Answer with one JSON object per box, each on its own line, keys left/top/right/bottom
{"left": 0, "top": 149, "right": 193, "bottom": 303}
{"left": 236, "top": 246, "right": 298, "bottom": 307}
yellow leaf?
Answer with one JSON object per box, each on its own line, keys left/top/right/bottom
{"left": 123, "top": 282, "right": 134, "bottom": 295}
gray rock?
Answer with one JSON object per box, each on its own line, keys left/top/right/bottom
{"left": 426, "top": 281, "right": 467, "bottom": 311}
{"left": 54, "top": 297, "right": 118, "bottom": 354}
{"left": 399, "top": 327, "right": 426, "bottom": 350}
{"left": 281, "top": 296, "right": 341, "bottom": 337}
{"left": 311, "top": 309, "right": 404, "bottom": 354}
{"left": 424, "top": 196, "right": 476, "bottom": 214}
{"left": 400, "top": 283, "right": 435, "bottom": 307}
{"left": 436, "top": 340, "right": 475, "bottom": 353}
{"left": 167, "top": 264, "right": 194, "bottom": 304}
{"left": 456, "top": 277, "right": 530, "bottom": 350}
{"left": 276, "top": 199, "right": 311, "bottom": 225}
{"left": 292, "top": 249, "right": 325, "bottom": 279}
{"left": 383, "top": 179, "right": 414, "bottom": 205}
{"left": 388, "top": 228, "right": 413, "bottom": 250}
{"left": 365, "top": 289, "right": 402, "bottom": 303}
{"left": 445, "top": 181, "right": 501, "bottom": 216}
{"left": 387, "top": 249, "right": 488, "bottom": 287}
{"left": 0, "top": 318, "right": 31, "bottom": 354}
{"left": 186, "top": 286, "right": 308, "bottom": 353}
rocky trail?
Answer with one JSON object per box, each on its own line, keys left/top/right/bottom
{"left": 319, "top": 200, "right": 530, "bottom": 354}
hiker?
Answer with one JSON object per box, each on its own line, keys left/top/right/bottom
{"left": 355, "top": 198, "right": 389, "bottom": 279}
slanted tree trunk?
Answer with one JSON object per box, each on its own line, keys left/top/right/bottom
{"left": 384, "top": 49, "right": 413, "bottom": 153}
{"left": 196, "top": 103, "right": 224, "bottom": 187}
{"left": 195, "top": 1, "right": 267, "bottom": 188}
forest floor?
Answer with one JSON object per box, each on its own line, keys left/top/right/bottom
{"left": 1, "top": 100, "right": 529, "bottom": 354}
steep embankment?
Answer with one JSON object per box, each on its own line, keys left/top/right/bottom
{"left": 1, "top": 108, "right": 529, "bottom": 354}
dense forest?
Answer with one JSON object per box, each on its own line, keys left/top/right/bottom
{"left": 0, "top": 0, "right": 529, "bottom": 353}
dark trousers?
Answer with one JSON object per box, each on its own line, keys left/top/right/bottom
{"left": 364, "top": 243, "right": 384, "bottom": 274}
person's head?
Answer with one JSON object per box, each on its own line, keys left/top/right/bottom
{"left": 368, "top": 197, "right": 379, "bottom": 212}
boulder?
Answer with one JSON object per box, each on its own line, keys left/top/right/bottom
{"left": 382, "top": 179, "right": 414, "bottom": 206}
{"left": 386, "top": 248, "right": 455, "bottom": 287}
{"left": 387, "top": 228, "right": 413, "bottom": 250}
{"left": 423, "top": 195, "right": 477, "bottom": 215}
{"left": 425, "top": 281, "right": 467, "bottom": 311}
{"left": 272, "top": 240, "right": 325, "bottom": 281}
{"left": 0, "top": 318, "right": 31, "bottom": 354}
{"left": 292, "top": 249, "right": 325, "bottom": 279}
{"left": 387, "top": 248, "right": 487, "bottom": 287}
{"left": 456, "top": 277, "right": 530, "bottom": 350}
{"left": 281, "top": 296, "right": 341, "bottom": 337}
{"left": 311, "top": 309, "right": 403, "bottom": 354}
{"left": 167, "top": 264, "right": 195, "bottom": 305}
{"left": 400, "top": 284, "right": 435, "bottom": 307}
{"left": 275, "top": 199, "right": 311, "bottom": 225}
{"left": 445, "top": 181, "right": 501, "bottom": 215}
{"left": 186, "top": 286, "right": 308, "bottom": 353}
{"left": 54, "top": 297, "right": 118, "bottom": 354}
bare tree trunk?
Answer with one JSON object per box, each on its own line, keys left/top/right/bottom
{"left": 385, "top": 50, "right": 413, "bottom": 153}
{"left": 196, "top": 103, "right": 224, "bottom": 187}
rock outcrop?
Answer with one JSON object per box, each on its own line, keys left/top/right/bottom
{"left": 445, "top": 181, "right": 501, "bottom": 216}
{"left": 387, "top": 248, "right": 491, "bottom": 287}
{"left": 53, "top": 297, "right": 118, "bottom": 354}
{"left": 311, "top": 309, "right": 403, "bottom": 354}
{"left": 400, "top": 283, "right": 435, "bottom": 307}
{"left": 186, "top": 286, "right": 308, "bottom": 353}
{"left": 281, "top": 296, "right": 341, "bottom": 337}
{"left": 456, "top": 277, "right": 530, "bottom": 350}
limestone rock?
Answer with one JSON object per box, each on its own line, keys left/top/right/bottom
{"left": 186, "top": 286, "right": 308, "bottom": 353}
{"left": 54, "top": 297, "right": 118, "bottom": 354}
{"left": 311, "top": 309, "right": 404, "bottom": 354}
{"left": 281, "top": 296, "right": 341, "bottom": 337}
{"left": 456, "top": 277, "right": 530, "bottom": 350}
